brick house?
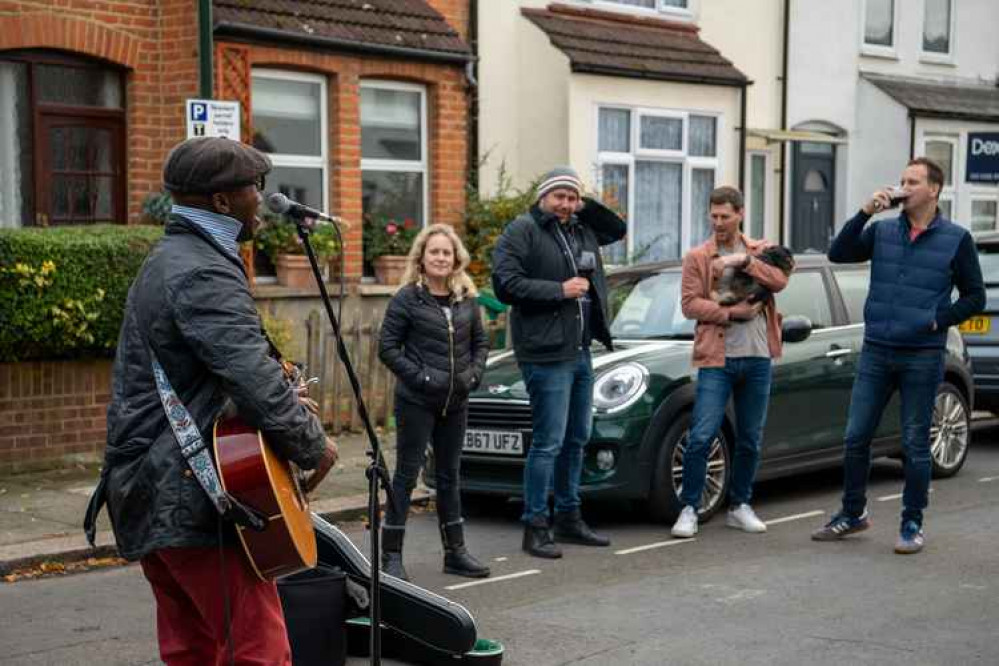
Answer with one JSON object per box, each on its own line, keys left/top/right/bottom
{"left": 0, "top": 0, "right": 473, "bottom": 280}
{"left": 0, "top": 0, "right": 473, "bottom": 472}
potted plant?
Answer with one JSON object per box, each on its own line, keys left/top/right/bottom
{"left": 255, "top": 213, "right": 341, "bottom": 288}
{"left": 363, "top": 215, "right": 419, "bottom": 285}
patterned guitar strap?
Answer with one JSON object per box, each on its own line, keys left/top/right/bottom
{"left": 151, "top": 353, "right": 267, "bottom": 532}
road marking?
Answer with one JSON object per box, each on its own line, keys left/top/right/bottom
{"left": 979, "top": 476, "right": 999, "bottom": 483}
{"left": 494, "top": 556, "right": 508, "bottom": 562}
{"left": 614, "top": 538, "right": 696, "bottom": 556}
{"left": 764, "top": 510, "right": 825, "bottom": 526}
{"left": 444, "top": 569, "right": 540, "bottom": 591}
{"left": 877, "top": 489, "right": 934, "bottom": 502}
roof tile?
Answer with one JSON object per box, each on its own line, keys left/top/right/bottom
{"left": 214, "top": 0, "right": 470, "bottom": 56}
{"left": 863, "top": 74, "right": 999, "bottom": 122}
{"left": 522, "top": 4, "right": 746, "bottom": 86}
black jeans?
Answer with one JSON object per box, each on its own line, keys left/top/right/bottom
{"left": 384, "top": 397, "right": 468, "bottom": 528}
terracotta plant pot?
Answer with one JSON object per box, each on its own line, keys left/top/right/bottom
{"left": 372, "top": 255, "right": 408, "bottom": 286}
{"left": 275, "top": 254, "right": 326, "bottom": 288}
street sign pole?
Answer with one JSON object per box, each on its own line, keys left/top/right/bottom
{"left": 198, "top": 0, "right": 213, "bottom": 98}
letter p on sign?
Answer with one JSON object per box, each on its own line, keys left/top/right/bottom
{"left": 191, "top": 103, "right": 208, "bottom": 122}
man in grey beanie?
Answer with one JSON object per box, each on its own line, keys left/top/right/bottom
{"left": 492, "top": 166, "right": 626, "bottom": 558}
{"left": 86, "top": 137, "right": 338, "bottom": 664}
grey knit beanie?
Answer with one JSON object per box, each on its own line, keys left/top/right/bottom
{"left": 536, "top": 166, "right": 583, "bottom": 202}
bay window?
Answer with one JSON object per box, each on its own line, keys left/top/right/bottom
{"left": 597, "top": 106, "right": 720, "bottom": 264}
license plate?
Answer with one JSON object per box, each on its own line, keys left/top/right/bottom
{"left": 463, "top": 429, "right": 524, "bottom": 456}
{"left": 959, "top": 316, "right": 991, "bottom": 335}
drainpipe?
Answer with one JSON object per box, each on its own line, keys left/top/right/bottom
{"left": 779, "top": 0, "right": 791, "bottom": 246}
{"left": 468, "top": 0, "right": 480, "bottom": 192}
{"left": 909, "top": 112, "right": 916, "bottom": 159}
{"left": 198, "top": 0, "right": 214, "bottom": 98}
{"left": 738, "top": 82, "right": 748, "bottom": 192}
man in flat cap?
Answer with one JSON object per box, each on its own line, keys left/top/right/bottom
{"left": 85, "top": 137, "right": 337, "bottom": 665}
{"left": 492, "top": 166, "right": 626, "bottom": 558}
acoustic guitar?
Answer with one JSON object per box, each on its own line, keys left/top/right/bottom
{"left": 213, "top": 416, "right": 318, "bottom": 581}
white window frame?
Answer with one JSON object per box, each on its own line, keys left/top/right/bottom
{"left": 636, "top": 109, "right": 686, "bottom": 157}
{"left": 919, "top": 0, "right": 956, "bottom": 65}
{"left": 595, "top": 104, "right": 722, "bottom": 262}
{"left": 251, "top": 68, "right": 329, "bottom": 210}
{"left": 861, "top": 0, "right": 900, "bottom": 60}
{"left": 921, "top": 134, "right": 958, "bottom": 217}
{"left": 970, "top": 197, "right": 999, "bottom": 233}
{"left": 586, "top": 0, "right": 696, "bottom": 21}
{"left": 359, "top": 79, "right": 429, "bottom": 228}
{"left": 745, "top": 150, "right": 772, "bottom": 240}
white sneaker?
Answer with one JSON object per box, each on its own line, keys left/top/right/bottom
{"left": 671, "top": 506, "right": 699, "bottom": 538}
{"left": 726, "top": 504, "right": 767, "bottom": 533}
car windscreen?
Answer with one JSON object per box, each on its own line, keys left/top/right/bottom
{"left": 608, "top": 272, "right": 695, "bottom": 340}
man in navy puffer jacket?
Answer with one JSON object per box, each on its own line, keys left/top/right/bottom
{"left": 812, "top": 157, "right": 984, "bottom": 554}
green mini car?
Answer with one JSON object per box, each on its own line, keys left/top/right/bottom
{"left": 429, "top": 255, "right": 974, "bottom": 523}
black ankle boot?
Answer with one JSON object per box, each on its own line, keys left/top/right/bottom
{"left": 522, "top": 518, "right": 562, "bottom": 559}
{"left": 441, "top": 522, "right": 490, "bottom": 578}
{"left": 553, "top": 510, "right": 611, "bottom": 547}
{"left": 381, "top": 527, "right": 409, "bottom": 581}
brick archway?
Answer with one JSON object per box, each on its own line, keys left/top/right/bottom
{"left": 0, "top": 13, "right": 140, "bottom": 68}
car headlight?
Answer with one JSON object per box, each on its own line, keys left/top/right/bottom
{"left": 593, "top": 363, "right": 649, "bottom": 414}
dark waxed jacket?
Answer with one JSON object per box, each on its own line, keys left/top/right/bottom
{"left": 829, "top": 209, "right": 985, "bottom": 349}
{"left": 491, "top": 199, "right": 627, "bottom": 363}
{"left": 379, "top": 283, "right": 489, "bottom": 413}
{"left": 88, "top": 214, "right": 327, "bottom": 561}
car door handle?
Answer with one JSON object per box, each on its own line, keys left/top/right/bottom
{"left": 824, "top": 348, "right": 852, "bottom": 358}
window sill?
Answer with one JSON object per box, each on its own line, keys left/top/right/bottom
{"left": 252, "top": 282, "right": 400, "bottom": 299}
{"left": 919, "top": 54, "right": 956, "bottom": 67}
{"left": 583, "top": 1, "right": 695, "bottom": 22}
{"left": 253, "top": 282, "right": 350, "bottom": 299}
{"left": 860, "top": 46, "right": 899, "bottom": 61}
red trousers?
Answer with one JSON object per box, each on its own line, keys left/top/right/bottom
{"left": 140, "top": 546, "right": 291, "bottom": 666}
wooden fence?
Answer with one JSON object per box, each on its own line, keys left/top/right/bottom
{"left": 303, "top": 308, "right": 508, "bottom": 434}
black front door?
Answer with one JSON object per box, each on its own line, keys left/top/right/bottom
{"left": 791, "top": 142, "right": 836, "bottom": 253}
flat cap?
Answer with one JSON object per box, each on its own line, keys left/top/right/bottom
{"left": 163, "top": 137, "right": 271, "bottom": 195}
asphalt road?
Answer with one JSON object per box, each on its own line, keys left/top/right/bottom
{"left": 3, "top": 424, "right": 999, "bottom": 666}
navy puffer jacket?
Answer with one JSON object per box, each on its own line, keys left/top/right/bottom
{"left": 828, "top": 210, "right": 984, "bottom": 348}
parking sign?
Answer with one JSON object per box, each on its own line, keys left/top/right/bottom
{"left": 185, "top": 99, "right": 241, "bottom": 140}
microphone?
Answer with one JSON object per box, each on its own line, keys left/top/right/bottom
{"left": 265, "top": 192, "right": 344, "bottom": 228}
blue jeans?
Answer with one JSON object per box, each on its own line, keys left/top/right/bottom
{"left": 519, "top": 350, "right": 594, "bottom": 524}
{"left": 841, "top": 343, "right": 944, "bottom": 526}
{"left": 680, "top": 357, "right": 773, "bottom": 509}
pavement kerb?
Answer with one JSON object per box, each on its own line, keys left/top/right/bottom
{"left": 0, "top": 487, "right": 434, "bottom": 576}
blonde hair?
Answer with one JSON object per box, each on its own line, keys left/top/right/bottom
{"left": 399, "top": 223, "right": 478, "bottom": 300}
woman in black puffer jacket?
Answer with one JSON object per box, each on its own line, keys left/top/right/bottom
{"left": 378, "top": 223, "right": 490, "bottom": 580}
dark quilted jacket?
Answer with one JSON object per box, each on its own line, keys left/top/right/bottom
{"left": 491, "top": 199, "right": 626, "bottom": 363}
{"left": 378, "top": 283, "right": 489, "bottom": 413}
{"left": 90, "top": 214, "right": 327, "bottom": 561}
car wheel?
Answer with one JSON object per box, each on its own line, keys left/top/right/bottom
{"left": 648, "top": 411, "right": 730, "bottom": 524}
{"left": 929, "top": 381, "right": 970, "bottom": 478}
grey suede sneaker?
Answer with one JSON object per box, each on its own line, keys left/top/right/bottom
{"left": 894, "top": 520, "right": 925, "bottom": 555}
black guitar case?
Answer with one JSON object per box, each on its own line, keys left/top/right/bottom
{"left": 312, "top": 514, "right": 478, "bottom": 656}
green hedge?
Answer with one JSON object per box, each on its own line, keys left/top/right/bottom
{"left": 0, "top": 224, "right": 164, "bottom": 362}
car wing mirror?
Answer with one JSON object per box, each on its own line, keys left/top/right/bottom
{"left": 781, "top": 315, "right": 813, "bottom": 343}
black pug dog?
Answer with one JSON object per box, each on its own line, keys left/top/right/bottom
{"left": 713, "top": 245, "right": 794, "bottom": 306}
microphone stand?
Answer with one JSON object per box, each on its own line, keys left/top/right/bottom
{"left": 293, "top": 218, "right": 392, "bottom": 666}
